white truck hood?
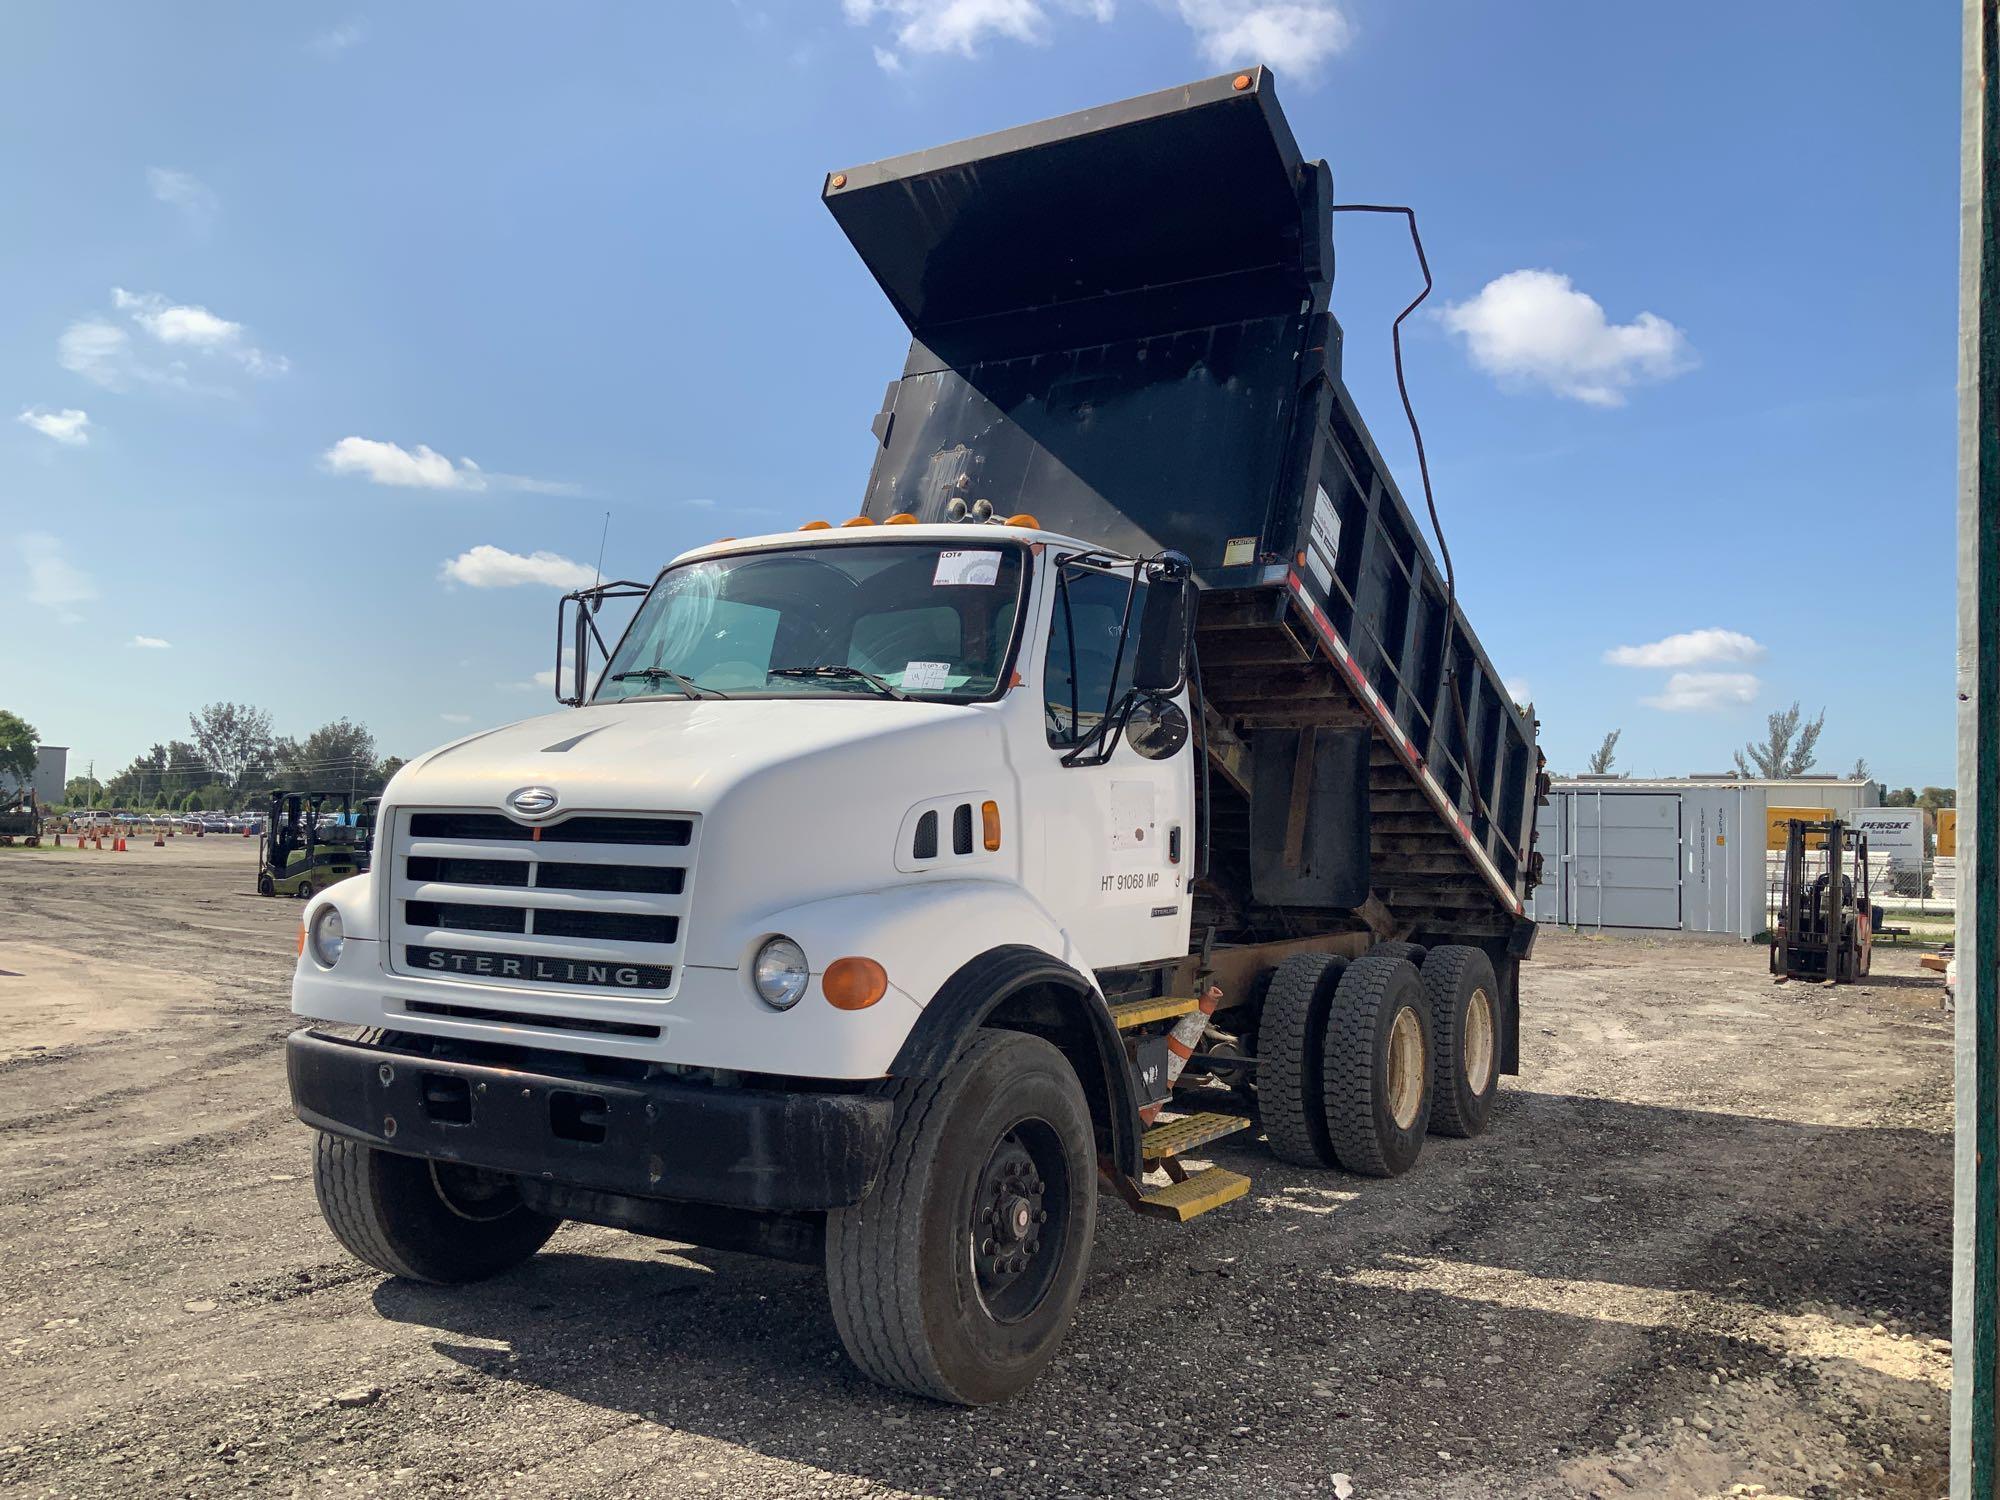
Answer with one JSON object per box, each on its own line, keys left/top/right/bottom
{"left": 396, "top": 696, "right": 985, "bottom": 816}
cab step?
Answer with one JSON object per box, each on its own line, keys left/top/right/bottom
{"left": 1108, "top": 995, "right": 1201, "bottom": 1030}
{"left": 1134, "top": 1166, "right": 1252, "bottom": 1222}
{"left": 1141, "top": 1110, "right": 1251, "bottom": 1163}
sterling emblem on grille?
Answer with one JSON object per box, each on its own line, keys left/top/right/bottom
{"left": 507, "top": 785, "right": 559, "bottom": 817}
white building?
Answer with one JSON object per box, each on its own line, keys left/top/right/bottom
{"left": 1530, "top": 775, "right": 1881, "bottom": 940}
{"left": 0, "top": 745, "right": 68, "bottom": 808}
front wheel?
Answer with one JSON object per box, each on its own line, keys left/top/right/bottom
{"left": 312, "top": 1132, "right": 559, "bottom": 1283}
{"left": 825, "top": 1029, "right": 1097, "bottom": 1405}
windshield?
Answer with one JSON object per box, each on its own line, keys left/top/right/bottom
{"left": 594, "top": 541, "right": 1028, "bottom": 703}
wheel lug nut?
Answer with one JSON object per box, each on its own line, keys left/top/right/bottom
{"left": 981, "top": 1237, "right": 995, "bottom": 1255}
{"left": 1034, "top": 1208, "right": 1048, "bottom": 1223}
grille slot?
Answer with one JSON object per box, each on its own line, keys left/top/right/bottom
{"left": 952, "top": 802, "right": 974, "bottom": 855}
{"left": 912, "top": 810, "right": 938, "bottom": 861}
{"left": 402, "top": 999, "right": 662, "bottom": 1039}
{"left": 535, "top": 909, "right": 678, "bottom": 945}
{"left": 536, "top": 861, "right": 683, "bottom": 895}
{"left": 408, "top": 855, "right": 530, "bottom": 887}
{"left": 407, "top": 900, "right": 527, "bottom": 934}
{"left": 406, "top": 812, "right": 692, "bottom": 846}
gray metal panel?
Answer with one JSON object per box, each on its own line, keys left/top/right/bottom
{"left": 1529, "top": 796, "right": 1565, "bottom": 923}
{"left": 1567, "top": 792, "right": 1681, "bottom": 931}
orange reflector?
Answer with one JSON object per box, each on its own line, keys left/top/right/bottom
{"left": 884, "top": 512, "right": 918, "bottom": 525}
{"left": 1005, "top": 513, "right": 1041, "bottom": 529}
{"left": 1232, "top": 73, "right": 1252, "bottom": 91}
{"left": 296, "top": 924, "right": 306, "bottom": 957}
{"left": 799, "top": 520, "right": 831, "bottom": 531}
{"left": 823, "top": 957, "right": 888, "bottom": 1011}
{"left": 981, "top": 800, "right": 1002, "bottom": 851}
{"left": 840, "top": 516, "right": 876, "bottom": 527}
{"left": 830, "top": 172, "right": 848, "bottom": 189}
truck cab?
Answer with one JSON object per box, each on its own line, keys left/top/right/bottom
{"left": 287, "top": 68, "right": 1541, "bottom": 1406}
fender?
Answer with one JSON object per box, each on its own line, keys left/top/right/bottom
{"left": 890, "top": 944, "right": 1144, "bottom": 1181}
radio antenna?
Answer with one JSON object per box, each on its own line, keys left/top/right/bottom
{"left": 592, "top": 509, "right": 610, "bottom": 589}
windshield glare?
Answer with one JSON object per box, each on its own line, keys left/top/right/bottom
{"left": 594, "top": 541, "right": 1027, "bottom": 703}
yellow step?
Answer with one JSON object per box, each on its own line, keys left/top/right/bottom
{"left": 1108, "top": 995, "right": 1200, "bottom": 1030}
{"left": 1135, "top": 1166, "right": 1252, "bottom": 1223}
{"left": 1142, "top": 1111, "right": 1252, "bottom": 1162}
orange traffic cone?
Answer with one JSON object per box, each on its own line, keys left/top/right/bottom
{"left": 240, "top": 826, "right": 250, "bottom": 838}
{"left": 153, "top": 828, "right": 164, "bottom": 846}
{"left": 114, "top": 836, "right": 125, "bottom": 852}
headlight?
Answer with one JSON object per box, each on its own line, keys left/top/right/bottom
{"left": 309, "top": 905, "right": 345, "bottom": 968}
{"left": 753, "top": 936, "right": 809, "bottom": 1009}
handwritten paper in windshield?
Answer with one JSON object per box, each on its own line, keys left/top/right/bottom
{"left": 933, "top": 550, "right": 1001, "bottom": 587}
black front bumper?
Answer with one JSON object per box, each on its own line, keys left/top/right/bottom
{"left": 286, "top": 1029, "right": 892, "bottom": 1213}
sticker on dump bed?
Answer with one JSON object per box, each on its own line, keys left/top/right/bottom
{"left": 933, "top": 549, "right": 1001, "bottom": 586}
{"left": 900, "top": 660, "right": 952, "bottom": 690}
{"left": 1222, "top": 536, "right": 1257, "bottom": 567}
{"left": 1306, "top": 483, "right": 1340, "bottom": 592}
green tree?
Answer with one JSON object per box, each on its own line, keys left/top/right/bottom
{"left": 1733, "top": 702, "right": 1825, "bottom": 779}
{"left": 377, "top": 755, "right": 408, "bottom": 787}
{"left": 188, "top": 702, "right": 276, "bottom": 792}
{"left": 275, "top": 719, "right": 379, "bottom": 791}
{"left": 1587, "top": 729, "right": 1622, "bottom": 775}
{"left": 1884, "top": 786, "right": 1918, "bottom": 807}
{"left": 63, "top": 775, "right": 102, "bottom": 807}
{"left": 1917, "top": 786, "right": 1957, "bottom": 813}
{"left": 0, "top": 710, "right": 38, "bottom": 788}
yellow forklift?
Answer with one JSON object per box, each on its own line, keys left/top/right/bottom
{"left": 258, "top": 791, "right": 376, "bottom": 899}
{"left": 1770, "top": 817, "right": 1876, "bottom": 983}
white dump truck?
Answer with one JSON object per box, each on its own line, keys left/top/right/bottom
{"left": 287, "top": 68, "right": 1545, "bottom": 1405}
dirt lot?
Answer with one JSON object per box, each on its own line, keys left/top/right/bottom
{"left": 0, "top": 839, "right": 1955, "bottom": 1499}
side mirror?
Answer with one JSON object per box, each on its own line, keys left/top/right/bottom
{"left": 1132, "top": 572, "right": 1193, "bottom": 693}
{"left": 1125, "top": 695, "right": 1190, "bottom": 760}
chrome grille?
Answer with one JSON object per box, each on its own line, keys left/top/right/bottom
{"left": 387, "top": 807, "right": 696, "bottom": 996}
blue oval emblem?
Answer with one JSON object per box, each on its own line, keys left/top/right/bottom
{"left": 507, "top": 786, "right": 559, "bottom": 817}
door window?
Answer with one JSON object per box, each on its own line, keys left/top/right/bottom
{"left": 1045, "top": 568, "right": 1144, "bottom": 748}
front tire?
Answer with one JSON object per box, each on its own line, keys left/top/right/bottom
{"left": 312, "top": 1131, "right": 559, "bottom": 1284}
{"left": 825, "top": 1029, "right": 1097, "bottom": 1405}
{"left": 1421, "top": 945, "right": 1501, "bottom": 1138}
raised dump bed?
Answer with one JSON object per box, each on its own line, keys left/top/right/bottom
{"left": 826, "top": 66, "right": 1543, "bottom": 949}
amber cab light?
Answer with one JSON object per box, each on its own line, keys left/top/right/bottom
{"left": 981, "top": 800, "right": 1002, "bottom": 851}
{"left": 799, "top": 520, "right": 832, "bottom": 531}
{"left": 840, "top": 516, "right": 877, "bottom": 528}
{"left": 1005, "top": 513, "right": 1041, "bottom": 529}
{"left": 884, "top": 512, "right": 918, "bottom": 525}
{"left": 824, "top": 957, "right": 889, "bottom": 1011}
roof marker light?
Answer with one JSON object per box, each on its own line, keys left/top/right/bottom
{"left": 1006, "top": 513, "right": 1041, "bottom": 529}
{"left": 840, "top": 516, "right": 877, "bottom": 528}
{"left": 884, "top": 512, "right": 918, "bottom": 525}
{"left": 1232, "top": 73, "right": 1252, "bottom": 91}
{"left": 800, "top": 520, "right": 832, "bottom": 531}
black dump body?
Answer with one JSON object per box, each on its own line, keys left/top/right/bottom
{"left": 825, "top": 68, "right": 1542, "bottom": 945}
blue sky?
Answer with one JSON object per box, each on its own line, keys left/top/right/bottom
{"left": 1, "top": 3, "right": 1960, "bottom": 789}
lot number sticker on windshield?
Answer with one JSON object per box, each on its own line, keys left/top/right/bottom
{"left": 900, "top": 660, "right": 952, "bottom": 690}
{"left": 933, "top": 550, "right": 1001, "bottom": 587}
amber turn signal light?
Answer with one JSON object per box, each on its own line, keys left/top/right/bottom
{"left": 981, "top": 799, "right": 1002, "bottom": 851}
{"left": 823, "top": 956, "right": 888, "bottom": 1010}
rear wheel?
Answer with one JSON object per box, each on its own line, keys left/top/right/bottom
{"left": 295, "top": 878, "right": 314, "bottom": 901}
{"left": 1322, "top": 955, "right": 1432, "bottom": 1177}
{"left": 1257, "top": 953, "right": 1348, "bottom": 1167}
{"left": 1421, "top": 945, "right": 1501, "bottom": 1138}
{"left": 825, "top": 1029, "right": 1096, "bottom": 1405}
{"left": 1370, "top": 941, "right": 1428, "bottom": 965}
{"left": 312, "top": 1131, "right": 559, "bottom": 1283}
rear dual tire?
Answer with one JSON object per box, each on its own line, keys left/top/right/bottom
{"left": 1422, "top": 945, "right": 1501, "bottom": 1139}
{"left": 1260, "top": 953, "right": 1432, "bottom": 1177}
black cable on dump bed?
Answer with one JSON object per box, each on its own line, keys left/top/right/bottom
{"left": 1327, "top": 203, "right": 1489, "bottom": 824}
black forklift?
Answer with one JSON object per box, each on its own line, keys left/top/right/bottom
{"left": 1770, "top": 817, "right": 1876, "bottom": 983}
{"left": 0, "top": 789, "right": 41, "bottom": 845}
{"left": 259, "top": 791, "right": 376, "bottom": 899}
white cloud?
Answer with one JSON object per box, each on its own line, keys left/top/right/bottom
{"left": 320, "top": 435, "right": 578, "bottom": 495}
{"left": 1441, "top": 269, "right": 1694, "bottom": 407}
{"left": 62, "top": 290, "right": 286, "bottom": 391}
{"left": 17, "top": 407, "right": 90, "bottom": 446}
{"left": 147, "top": 167, "right": 217, "bottom": 231}
{"left": 1503, "top": 676, "right": 1531, "bottom": 705}
{"left": 1604, "top": 628, "right": 1765, "bottom": 670}
{"left": 1176, "top": 1, "right": 1352, "bottom": 77}
{"left": 130, "top": 635, "right": 172, "bottom": 649}
{"left": 20, "top": 533, "right": 97, "bottom": 621}
{"left": 323, "top": 435, "right": 486, "bottom": 491}
{"left": 113, "top": 288, "right": 240, "bottom": 348}
{"left": 1641, "top": 671, "right": 1760, "bottom": 712}
{"left": 441, "top": 545, "right": 598, "bottom": 590}
{"left": 873, "top": 43, "right": 905, "bottom": 71}
{"left": 533, "top": 667, "right": 560, "bottom": 688}
{"left": 312, "top": 20, "right": 366, "bottom": 57}
{"left": 841, "top": 0, "right": 1110, "bottom": 57}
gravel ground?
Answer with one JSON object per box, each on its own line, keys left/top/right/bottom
{"left": 0, "top": 840, "right": 1954, "bottom": 1499}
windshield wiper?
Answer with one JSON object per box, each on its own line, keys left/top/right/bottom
{"left": 609, "top": 666, "right": 729, "bottom": 699}
{"left": 768, "top": 665, "right": 909, "bottom": 701}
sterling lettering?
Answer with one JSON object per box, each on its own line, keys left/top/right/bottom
{"left": 406, "top": 945, "right": 669, "bottom": 990}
